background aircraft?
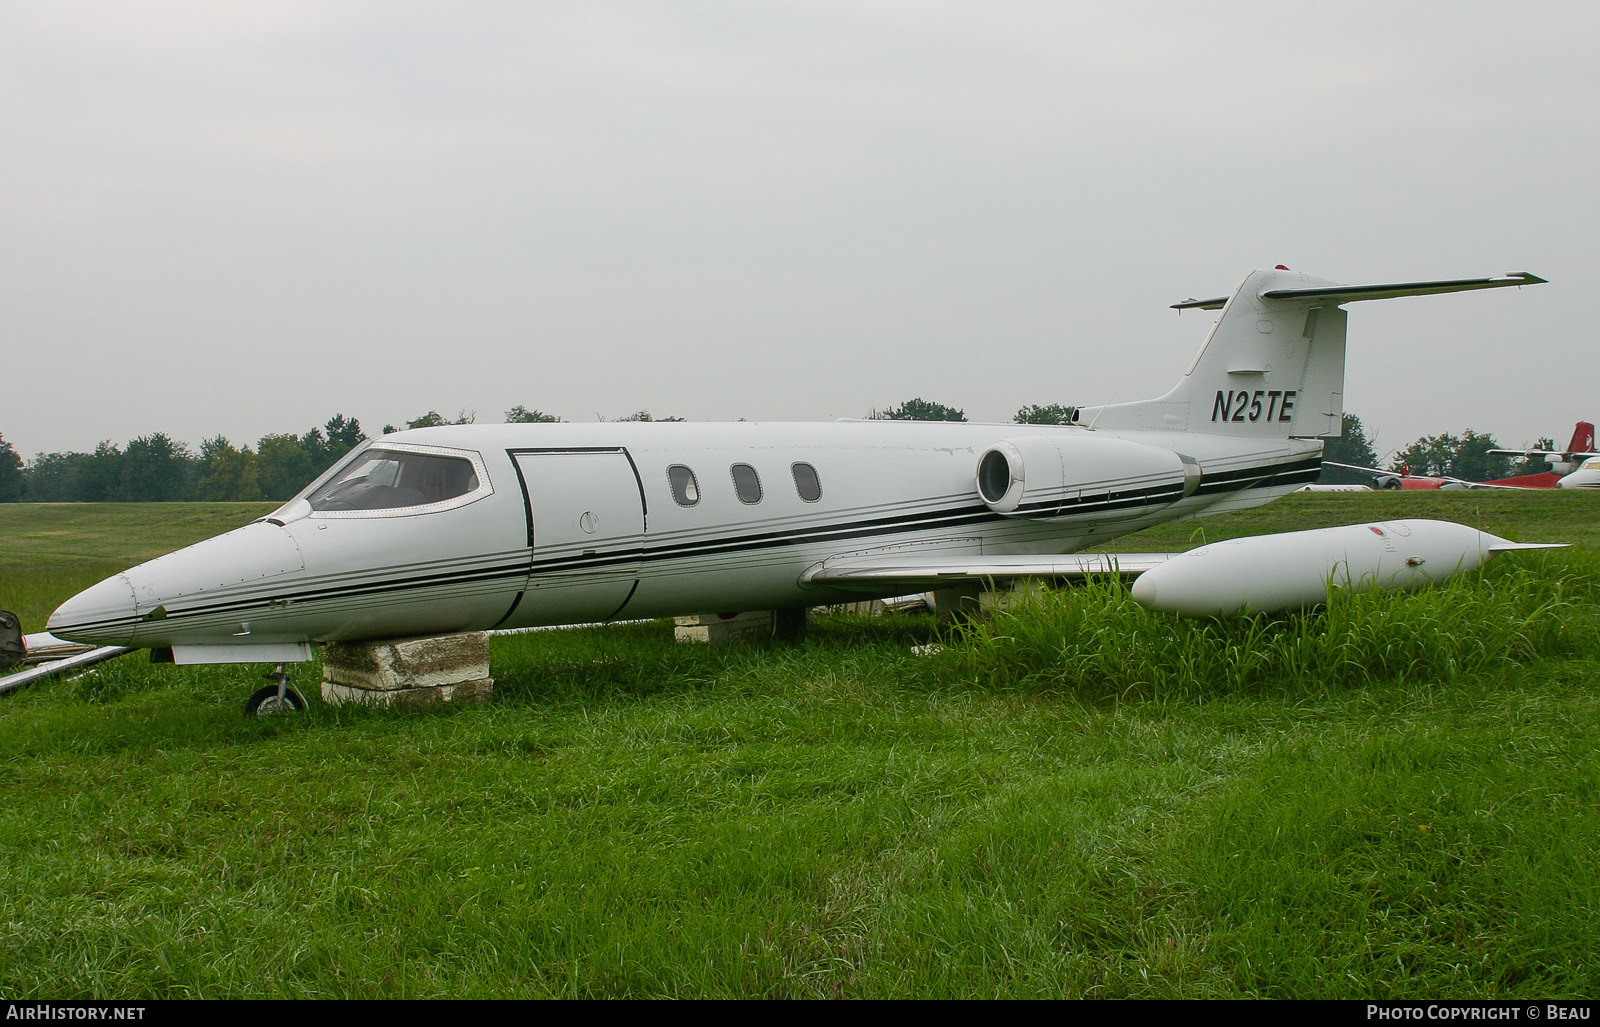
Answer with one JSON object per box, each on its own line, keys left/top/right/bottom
{"left": 1325, "top": 421, "right": 1598, "bottom": 490}
{"left": 1490, "top": 422, "right": 1600, "bottom": 488}
{"left": 25, "top": 269, "right": 1557, "bottom": 711}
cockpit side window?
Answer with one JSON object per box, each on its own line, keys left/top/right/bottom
{"left": 309, "top": 450, "right": 480, "bottom": 511}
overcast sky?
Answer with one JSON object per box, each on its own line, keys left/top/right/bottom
{"left": 4, "top": 1, "right": 1595, "bottom": 461}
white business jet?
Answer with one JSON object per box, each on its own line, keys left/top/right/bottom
{"left": 43, "top": 268, "right": 1550, "bottom": 705}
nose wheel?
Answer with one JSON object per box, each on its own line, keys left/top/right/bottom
{"left": 245, "top": 663, "right": 306, "bottom": 716}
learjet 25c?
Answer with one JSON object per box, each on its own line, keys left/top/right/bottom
{"left": 41, "top": 268, "right": 1556, "bottom": 702}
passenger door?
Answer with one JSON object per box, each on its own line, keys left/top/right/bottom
{"left": 504, "top": 449, "right": 647, "bottom": 627}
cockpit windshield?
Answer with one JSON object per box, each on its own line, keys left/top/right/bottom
{"left": 308, "top": 449, "right": 480, "bottom": 511}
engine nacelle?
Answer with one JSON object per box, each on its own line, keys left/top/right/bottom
{"left": 975, "top": 434, "right": 1198, "bottom": 521}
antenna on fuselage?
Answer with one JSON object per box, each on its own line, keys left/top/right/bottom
{"left": 1086, "top": 392, "right": 1118, "bottom": 431}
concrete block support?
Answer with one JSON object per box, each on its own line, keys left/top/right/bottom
{"left": 980, "top": 579, "right": 1050, "bottom": 616}
{"left": 932, "top": 584, "right": 984, "bottom": 625}
{"left": 321, "top": 678, "right": 495, "bottom": 708}
{"left": 672, "top": 609, "right": 815, "bottom": 645}
{"left": 773, "top": 607, "right": 810, "bottom": 641}
{"left": 320, "top": 631, "right": 493, "bottom": 707}
{"left": 674, "top": 611, "right": 775, "bottom": 645}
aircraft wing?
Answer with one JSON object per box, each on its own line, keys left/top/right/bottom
{"left": 1321, "top": 460, "right": 1388, "bottom": 475}
{"left": 1319, "top": 461, "right": 1529, "bottom": 490}
{"left": 802, "top": 553, "right": 1177, "bottom": 592}
{"left": 1319, "top": 460, "right": 1410, "bottom": 482}
{"left": 1258, "top": 272, "right": 1546, "bottom": 304}
{"left": 1488, "top": 449, "right": 1600, "bottom": 459}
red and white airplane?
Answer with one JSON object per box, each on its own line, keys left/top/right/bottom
{"left": 1326, "top": 422, "right": 1599, "bottom": 490}
{"left": 1491, "top": 422, "right": 1600, "bottom": 489}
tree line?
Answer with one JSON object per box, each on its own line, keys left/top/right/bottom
{"left": 1319, "top": 415, "right": 1551, "bottom": 483}
{"left": 0, "top": 403, "right": 1557, "bottom": 503}
{"left": 0, "top": 406, "right": 696, "bottom": 504}
{"left": 0, "top": 415, "right": 368, "bottom": 504}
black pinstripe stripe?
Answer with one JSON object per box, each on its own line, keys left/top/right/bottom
{"left": 1014, "top": 482, "right": 1188, "bottom": 518}
{"left": 1193, "top": 455, "right": 1322, "bottom": 496}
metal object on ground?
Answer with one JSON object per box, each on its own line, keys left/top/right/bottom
{"left": 0, "top": 645, "right": 134, "bottom": 695}
{"left": 20, "top": 631, "right": 98, "bottom": 665}
{"left": 0, "top": 612, "right": 21, "bottom": 668}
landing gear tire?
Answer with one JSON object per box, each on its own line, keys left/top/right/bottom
{"left": 245, "top": 684, "right": 306, "bottom": 715}
{"left": 245, "top": 663, "right": 306, "bottom": 716}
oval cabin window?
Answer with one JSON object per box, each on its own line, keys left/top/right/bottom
{"left": 667, "top": 465, "right": 700, "bottom": 507}
{"left": 791, "top": 462, "right": 822, "bottom": 502}
{"left": 730, "top": 463, "right": 762, "bottom": 504}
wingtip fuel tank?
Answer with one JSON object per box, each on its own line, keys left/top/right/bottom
{"left": 1129, "top": 519, "right": 1566, "bottom": 617}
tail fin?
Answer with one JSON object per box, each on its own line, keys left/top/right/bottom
{"left": 1080, "top": 269, "right": 1545, "bottom": 438}
{"left": 1488, "top": 419, "right": 1598, "bottom": 472}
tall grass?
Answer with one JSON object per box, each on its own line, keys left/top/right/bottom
{"left": 4, "top": 499, "right": 1600, "bottom": 996}
{"left": 934, "top": 550, "right": 1600, "bottom": 700}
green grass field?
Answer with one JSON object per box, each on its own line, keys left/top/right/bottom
{"left": 1, "top": 493, "right": 1597, "bottom": 998}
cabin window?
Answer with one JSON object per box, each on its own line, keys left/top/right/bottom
{"left": 730, "top": 463, "right": 762, "bottom": 504}
{"left": 791, "top": 462, "right": 822, "bottom": 502}
{"left": 308, "top": 449, "right": 479, "bottom": 511}
{"left": 667, "top": 464, "right": 700, "bottom": 506}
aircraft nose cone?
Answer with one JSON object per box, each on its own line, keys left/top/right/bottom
{"left": 47, "top": 573, "right": 138, "bottom": 647}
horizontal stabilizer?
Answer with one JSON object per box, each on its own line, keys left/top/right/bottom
{"left": 1171, "top": 296, "right": 1229, "bottom": 311}
{"left": 803, "top": 553, "right": 1176, "bottom": 591}
{"left": 1259, "top": 272, "right": 1546, "bottom": 305}
{"left": 1485, "top": 541, "right": 1569, "bottom": 553}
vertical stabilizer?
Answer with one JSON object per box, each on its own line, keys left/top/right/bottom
{"left": 1082, "top": 268, "right": 1349, "bottom": 438}
{"left": 1079, "top": 269, "right": 1544, "bottom": 438}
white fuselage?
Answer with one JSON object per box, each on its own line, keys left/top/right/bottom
{"left": 48, "top": 419, "right": 1322, "bottom": 650}
{"left": 1559, "top": 458, "right": 1600, "bottom": 488}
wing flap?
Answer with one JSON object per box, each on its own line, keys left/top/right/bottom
{"left": 803, "top": 553, "right": 1176, "bottom": 591}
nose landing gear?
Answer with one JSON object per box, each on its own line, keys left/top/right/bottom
{"left": 245, "top": 663, "right": 307, "bottom": 716}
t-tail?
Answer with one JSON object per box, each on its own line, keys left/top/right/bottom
{"left": 1079, "top": 268, "right": 1546, "bottom": 438}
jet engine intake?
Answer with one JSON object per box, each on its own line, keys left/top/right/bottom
{"left": 975, "top": 435, "right": 1194, "bottom": 521}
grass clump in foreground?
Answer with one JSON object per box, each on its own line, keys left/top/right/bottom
{"left": 1, "top": 495, "right": 1599, "bottom": 997}
{"left": 935, "top": 549, "right": 1600, "bottom": 699}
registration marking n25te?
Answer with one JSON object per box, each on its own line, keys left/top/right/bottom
{"left": 1212, "top": 389, "right": 1296, "bottom": 423}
